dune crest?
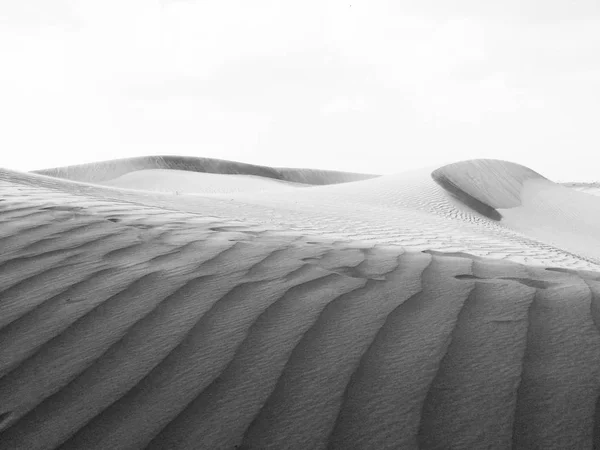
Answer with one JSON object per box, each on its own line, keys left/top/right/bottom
{"left": 429, "top": 159, "right": 600, "bottom": 263}
{"left": 431, "top": 159, "right": 545, "bottom": 220}
{"left": 34, "top": 155, "right": 378, "bottom": 186}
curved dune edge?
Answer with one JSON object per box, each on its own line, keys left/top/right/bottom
{"left": 431, "top": 159, "right": 546, "bottom": 221}
{"left": 430, "top": 159, "right": 600, "bottom": 263}
{"left": 1, "top": 158, "right": 600, "bottom": 448}
{"left": 33, "top": 155, "right": 379, "bottom": 186}
{"left": 99, "top": 169, "right": 309, "bottom": 195}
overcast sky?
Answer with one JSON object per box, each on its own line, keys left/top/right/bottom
{"left": 1, "top": 0, "right": 599, "bottom": 180}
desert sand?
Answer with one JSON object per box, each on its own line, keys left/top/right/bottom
{"left": 562, "top": 182, "right": 600, "bottom": 197}
{"left": 1, "top": 156, "right": 600, "bottom": 449}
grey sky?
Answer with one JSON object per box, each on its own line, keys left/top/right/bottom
{"left": 1, "top": 0, "right": 599, "bottom": 180}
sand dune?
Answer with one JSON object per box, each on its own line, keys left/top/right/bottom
{"left": 1, "top": 156, "right": 600, "bottom": 449}
{"left": 563, "top": 182, "right": 600, "bottom": 197}
{"left": 34, "top": 155, "right": 377, "bottom": 188}
{"left": 99, "top": 169, "right": 308, "bottom": 194}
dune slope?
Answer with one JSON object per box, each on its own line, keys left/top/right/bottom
{"left": 432, "top": 159, "right": 600, "bottom": 264}
{"left": 34, "top": 155, "right": 378, "bottom": 186}
{"left": 0, "top": 157, "right": 599, "bottom": 449}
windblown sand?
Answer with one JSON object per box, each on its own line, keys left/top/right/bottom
{"left": 1, "top": 156, "right": 600, "bottom": 449}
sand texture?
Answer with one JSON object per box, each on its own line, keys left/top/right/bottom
{"left": 1, "top": 156, "right": 600, "bottom": 449}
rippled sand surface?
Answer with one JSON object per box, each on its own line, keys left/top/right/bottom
{"left": 1, "top": 156, "right": 599, "bottom": 449}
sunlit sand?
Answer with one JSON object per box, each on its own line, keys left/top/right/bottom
{"left": 1, "top": 156, "right": 599, "bottom": 449}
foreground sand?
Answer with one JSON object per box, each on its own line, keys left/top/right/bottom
{"left": 1, "top": 156, "right": 600, "bottom": 449}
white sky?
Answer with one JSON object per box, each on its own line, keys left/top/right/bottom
{"left": 1, "top": 0, "right": 599, "bottom": 180}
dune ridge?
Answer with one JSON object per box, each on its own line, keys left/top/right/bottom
{"left": 1, "top": 157, "right": 600, "bottom": 449}
{"left": 431, "top": 159, "right": 545, "bottom": 221}
{"left": 432, "top": 159, "right": 546, "bottom": 209}
{"left": 34, "top": 155, "right": 378, "bottom": 186}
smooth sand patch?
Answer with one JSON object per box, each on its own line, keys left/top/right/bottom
{"left": 99, "top": 169, "right": 307, "bottom": 194}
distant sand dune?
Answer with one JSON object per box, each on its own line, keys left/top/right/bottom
{"left": 99, "top": 169, "right": 308, "bottom": 194}
{"left": 34, "top": 155, "right": 377, "bottom": 187}
{"left": 1, "top": 156, "right": 600, "bottom": 449}
{"left": 563, "top": 182, "right": 600, "bottom": 197}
